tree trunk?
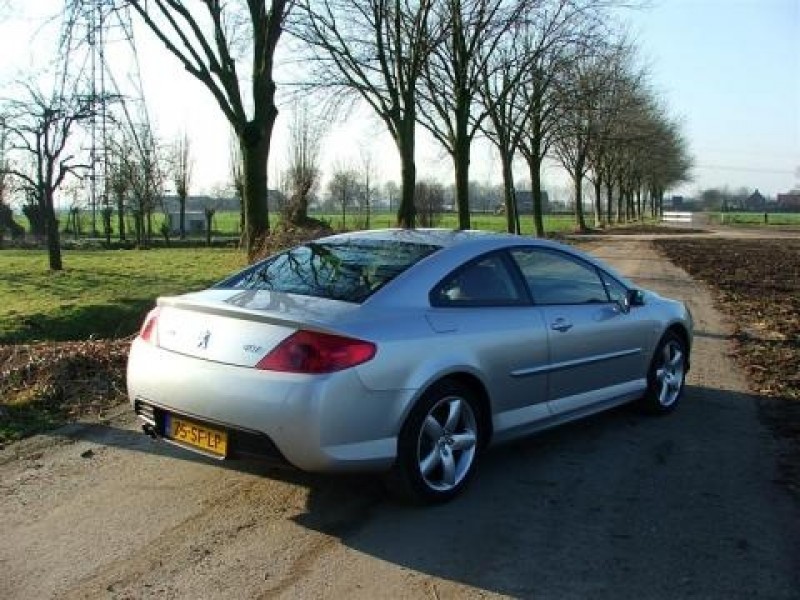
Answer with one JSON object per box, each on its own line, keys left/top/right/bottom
{"left": 103, "top": 208, "right": 112, "bottom": 246}
{"left": 240, "top": 120, "right": 272, "bottom": 260}
{"left": 44, "top": 191, "right": 62, "bottom": 271}
{"left": 528, "top": 157, "right": 545, "bottom": 237}
{"left": 593, "top": 176, "right": 603, "bottom": 228}
{"left": 396, "top": 123, "right": 416, "bottom": 228}
{"left": 116, "top": 193, "right": 126, "bottom": 241}
{"left": 179, "top": 194, "right": 186, "bottom": 239}
{"left": 365, "top": 191, "right": 370, "bottom": 229}
{"left": 205, "top": 211, "right": 213, "bottom": 246}
{"left": 453, "top": 128, "right": 471, "bottom": 230}
{"left": 605, "top": 179, "right": 614, "bottom": 225}
{"left": 626, "top": 191, "right": 634, "bottom": 221}
{"left": 572, "top": 163, "right": 588, "bottom": 232}
{"left": 341, "top": 190, "right": 346, "bottom": 229}
{"left": 636, "top": 188, "right": 642, "bottom": 221}
{"left": 500, "top": 154, "right": 518, "bottom": 234}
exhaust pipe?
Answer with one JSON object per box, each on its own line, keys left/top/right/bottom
{"left": 142, "top": 423, "right": 158, "bottom": 439}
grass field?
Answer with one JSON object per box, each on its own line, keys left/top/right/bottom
{"left": 15, "top": 210, "right": 585, "bottom": 239}
{"left": 708, "top": 212, "right": 800, "bottom": 227}
{"left": 0, "top": 248, "right": 246, "bottom": 344}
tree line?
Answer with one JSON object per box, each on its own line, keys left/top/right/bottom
{"left": 0, "top": 0, "right": 690, "bottom": 270}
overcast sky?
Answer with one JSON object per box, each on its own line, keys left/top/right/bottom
{"left": 0, "top": 0, "right": 798, "bottom": 202}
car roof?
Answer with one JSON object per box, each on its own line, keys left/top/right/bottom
{"left": 318, "top": 228, "right": 595, "bottom": 259}
{"left": 319, "top": 228, "right": 516, "bottom": 248}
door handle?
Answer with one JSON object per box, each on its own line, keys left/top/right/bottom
{"left": 551, "top": 318, "right": 573, "bottom": 332}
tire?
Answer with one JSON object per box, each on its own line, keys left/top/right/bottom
{"left": 387, "top": 379, "right": 483, "bottom": 505}
{"left": 639, "top": 331, "right": 687, "bottom": 414}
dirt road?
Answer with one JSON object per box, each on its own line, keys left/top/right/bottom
{"left": 1, "top": 240, "right": 798, "bottom": 599}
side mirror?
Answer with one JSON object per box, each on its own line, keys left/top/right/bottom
{"left": 628, "top": 289, "right": 645, "bottom": 306}
{"left": 618, "top": 289, "right": 644, "bottom": 314}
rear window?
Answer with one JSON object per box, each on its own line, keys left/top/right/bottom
{"left": 215, "top": 240, "right": 440, "bottom": 303}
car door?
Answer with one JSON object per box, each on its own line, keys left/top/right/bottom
{"left": 509, "top": 247, "right": 651, "bottom": 416}
{"left": 427, "top": 252, "right": 551, "bottom": 437}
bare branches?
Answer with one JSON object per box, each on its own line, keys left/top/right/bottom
{"left": 1, "top": 83, "right": 96, "bottom": 268}
{"left": 283, "top": 101, "right": 324, "bottom": 225}
{"left": 292, "top": 0, "right": 440, "bottom": 227}
{"left": 124, "top": 0, "right": 291, "bottom": 256}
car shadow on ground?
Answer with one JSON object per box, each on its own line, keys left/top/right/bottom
{"left": 290, "top": 384, "right": 799, "bottom": 597}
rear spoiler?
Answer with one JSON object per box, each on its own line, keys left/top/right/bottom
{"left": 156, "top": 294, "right": 337, "bottom": 335}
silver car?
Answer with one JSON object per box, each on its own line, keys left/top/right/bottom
{"left": 128, "top": 229, "right": 692, "bottom": 503}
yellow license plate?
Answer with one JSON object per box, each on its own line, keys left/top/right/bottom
{"left": 168, "top": 415, "right": 228, "bottom": 457}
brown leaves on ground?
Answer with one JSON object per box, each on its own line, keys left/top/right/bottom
{"left": 654, "top": 238, "right": 800, "bottom": 496}
{"left": 0, "top": 339, "right": 130, "bottom": 446}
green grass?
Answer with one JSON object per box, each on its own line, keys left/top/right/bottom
{"left": 708, "top": 212, "right": 800, "bottom": 227}
{"left": 13, "top": 210, "right": 584, "bottom": 239}
{"left": 0, "top": 248, "right": 246, "bottom": 344}
{"left": 310, "top": 211, "right": 581, "bottom": 234}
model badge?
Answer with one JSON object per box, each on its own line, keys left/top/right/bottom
{"left": 197, "top": 330, "right": 211, "bottom": 350}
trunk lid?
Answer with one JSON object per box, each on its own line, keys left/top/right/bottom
{"left": 154, "top": 289, "right": 360, "bottom": 368}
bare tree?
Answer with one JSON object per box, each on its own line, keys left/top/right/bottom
{"left": 516, "top": 0, "right": 602, "bottom": 236}
{"left": 1, "top": 84, "right": 93, "bottom": 269}
{"left": 106, "top": 145, "right": 132, "bottom": 242}
{"left": 229, "top": 131, "right": 245, "bottom": 236}
{"left": 170, "top": 131, "right": 193, "bottom": 239}
{"left": 384, "top": 180, "right": 399, "bottom": 214}
{"left": 359, "top": 149, "right": 377, "bottom": 229}
{"left": 479, "top": 29, "right": 534, "bottom": 234}
{"left": 414, "top": 179, "right": 445, "bottom": 227}
{"left": 0, "top": 120, "right": 17, "bottom": 247}
{"left": 418, "top": 0, "right": 521, "bottom": 230}
{"left": 552, "top": 47, "right": 614, "bottom": 232}
{"left": 284, "top": 101, "right": 323, "bottom": 227}
{"left": 293, "top": 0, "right": 440, "bottom": 227}
{"left": 116, "top": 125, "right": 165, "bottom": 248}
{"left": 327, "top": 162, "right": 359, "bottom": 229}
{"left": 124, "top": 0, "right": 293, "bottom": 258}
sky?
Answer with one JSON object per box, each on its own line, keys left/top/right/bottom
{"left": 0, "top": 0, "right": 798, "bottom": 203}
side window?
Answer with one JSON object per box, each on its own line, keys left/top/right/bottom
{"left": 510, "top": 248, "right": 609, "bottom": 305}
{"left": 432, "top": 253, "right": 523, "bottom": 307}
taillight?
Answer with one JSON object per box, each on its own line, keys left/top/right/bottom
{"left": 256, "top": 330, "right": 376, "bottom": 374}
{"left": 139, "top": 307, "right": 160, "bottom": 345}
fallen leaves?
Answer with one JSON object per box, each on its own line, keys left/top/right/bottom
{"left": 0, "top": 339, "right": 130, "bottom": 446}
{"left": 655, "top": 238, "right": 800, "bottom": 497}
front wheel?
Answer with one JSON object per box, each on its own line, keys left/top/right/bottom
{"left": 387, "top": 380, "right": 483, "bottom": 504}
{"left": 639, "top": 331, "right": 687, "bottom": 414}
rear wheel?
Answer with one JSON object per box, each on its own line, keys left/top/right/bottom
{"left": 639, "top": 331, "right": 687, "bottom": 414}
{"left": 388, "top": 380, "right": 482, "bottom": 504}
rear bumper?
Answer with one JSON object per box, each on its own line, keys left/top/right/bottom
{"left": 127, "top": 338, "right": 415, "bottom": 472}
{"left": 134, "top": 398, "right": 292, "bottom": 466}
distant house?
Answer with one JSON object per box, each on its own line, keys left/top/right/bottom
{"left": 515, "top": 190, "right": 550, "bottom": 215}
{"left": 161, "top": 190, "right": 287, "bottom": 214}
{"left": 776, "top": 190, "right": 800, "bottom": 212}
{"left": 745, "top": 189, "right": 766, "bottom": 211}
{"left": 167, "top": 211, "right": 206, "bottom": 234}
